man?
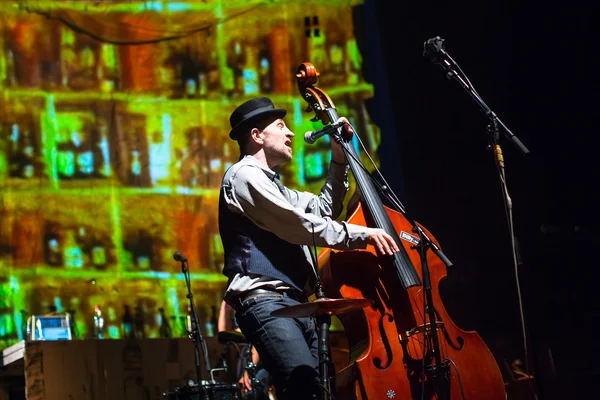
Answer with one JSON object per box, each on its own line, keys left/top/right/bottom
{"left": 219, "top": 97, "right": 398, "bottom": 399}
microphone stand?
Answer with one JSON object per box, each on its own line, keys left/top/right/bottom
{"left": 425, "top": 37, "right": 538, "bottom": 399}
{"left": 176, "top": 254, "right": 211, "bottom": 396}
{"left": 424, "top": 37, "right": 530, "bottom": 155}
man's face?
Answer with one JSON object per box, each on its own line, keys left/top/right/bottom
{"left": 260, "top": 118, "right": 294, "bottom": 166}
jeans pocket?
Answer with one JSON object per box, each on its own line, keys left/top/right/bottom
{"left": 237, "top": 295, "right": 283, "bottom": 338}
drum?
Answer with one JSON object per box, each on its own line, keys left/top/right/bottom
{"left": 165, "top": 381, "right": 242, "bottom": 400}
{"left": 202, "top": 381, "right": 242, "bottom": 400}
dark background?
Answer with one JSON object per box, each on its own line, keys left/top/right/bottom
{"left": 357, "top": 1, "right": 599, "bottom": 398}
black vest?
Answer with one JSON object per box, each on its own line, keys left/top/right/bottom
{"left": 219, "top": 185, "right": 313, "bottom": 292}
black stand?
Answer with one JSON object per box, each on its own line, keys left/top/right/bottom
{"left": 174, "top": 252, "right": 211, "bottom": 397}
{"left": 424, "top": 36, "right": 538, "bottom": 400}
{"left": 378, "top": 184, "right": 452, "bottom": 398}
{"left": 413, "top": 233, "right": 451, "bottom": 399}
{"left": 314, "top": 283, "right": 334, "bottom": 400}
{"left": 423, "top": 36, "right": 530, "bottom": 156}
{"left": 308, "top": 244, "right": 336, "bottom": 400}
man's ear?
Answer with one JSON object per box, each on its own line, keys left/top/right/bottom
{"left": 250, "top": 127, "right": 263, "bottom": 144}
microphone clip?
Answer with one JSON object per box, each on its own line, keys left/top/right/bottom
{"left": 423, "top": 36, "right": 448, "bottom": 65}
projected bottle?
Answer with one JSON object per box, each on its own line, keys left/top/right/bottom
{"left": 106, "top": 306, "right": 119, "bottom": 339}
{"left": 7, "top": 123, "right": 19, "bottom": 177}
{"left": 158, "top": 307, "right": 172, "bottom": 338}
{"left": 95, "top": 123, "right": 111, "bottom": 178}
{"left": 44, "top": 223, "right": 62, "bottom": 266}
{"left": 131, "top": 229, "right": 152, "bottom": 270}
{"left": 186, "top": 304, "right": 192, "bottom": 334}
{"left": 93, "top": 304, "right": 104, "bottom": 339}
{"left": 5, "top": 49, "right": 17, "bottom": 87}
{"left": 258, "top": 48, "right": 272, "bottom": 93}
{"left": 63, "top": 229, "right": 83, "bottom": 268}
{"left": 7, "top": 124, "right": 37, "bottom": 179}
{"left": 227, "top": 38, "right": 245, "bottom": 97}
{"left": 185, "top": 78, "right": 196, "bottom": 98}
{"left": 204, "top": 305, "right": 215, "bottom": 338}
{"left": 19, "top": 129, "right": 35, "bottom": 179}
{"left": 72, "top": 129, "right": 94, "bottom": 178}
{"left": 206, "top": 50, "right": 221, "bottom": 94}
{"left": 90, "top": 234, "right": 107, "bottom": 269}
{"left": 242, "top": 44, "right": 259, "bottom": 96}
{"left": 198, "top": 69, "right": 207, "bottom": 98}
{"left": 56, "top": 130, "right": 78, "bottom": 179}
{"left": 79, "top": 45, "right": 97, "bottom": 90}
{"left": 126, "top": 128, "right": 150, "bottom": 187}
{"left": 129, "top": 150, "right": 141, "bottom": 184}
{"left": 98, "top": 43, "right": 117, "bottom": 93}
{"left": 122, "top": 305, "right": 134, "bottom": 338}
{"left": 7, "top": 123, "right": 21, "bottom": 178}
{"left": 75, "top": 226, "right": 90, "bottom": 265}
{"left": 133, "top": 305, "right": 146, "bottom": 339}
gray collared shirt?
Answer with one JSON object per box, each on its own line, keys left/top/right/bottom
{"left": 221, "top": 155, "right": 370, "bottom": 301}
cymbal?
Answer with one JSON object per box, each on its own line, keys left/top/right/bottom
{"left": 270, "top": 297, "right": 374, "bottom": 318}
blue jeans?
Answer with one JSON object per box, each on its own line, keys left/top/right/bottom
{"left": 234, "top": 293, "right": 319, "bottom": 400}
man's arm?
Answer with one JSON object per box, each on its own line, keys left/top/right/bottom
{"left": 217, "top": 299, "right": 234, "bottom": 332}
{"left": 286, "top": 117, "right": 353, "bottom": 218}
{"left": 229, "top": 166, "right": 366, "bottom": 249}
{"left": 226, "top": 165, "right": 399, "bottom": 255}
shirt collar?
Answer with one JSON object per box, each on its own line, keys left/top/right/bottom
{"left": 242, "top": 155, "right": 281, "bottom": 182}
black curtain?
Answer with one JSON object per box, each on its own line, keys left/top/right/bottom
{"left": 358, "top": 0, "right": 599, "bottom": 398}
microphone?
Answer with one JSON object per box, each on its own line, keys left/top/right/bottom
{"left": 423, "top": 36, "right": 448, "bottom": 64}
{"left": 173, "top": 252, "right": 187, "bottom": 262}
{"left": 304, "top": 121, "right": 344, "bottom": 144}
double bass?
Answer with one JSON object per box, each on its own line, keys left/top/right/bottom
{"left": 296, "top": 63, "right": 506, "bottom": 399}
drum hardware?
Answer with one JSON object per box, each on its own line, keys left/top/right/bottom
{"left": 271, "top": 291, "right": 374, "bottom": 400}
{"left": 164, "top": 380, "right": 242, "bottom": 400}
{"left": 242, "top": 344, "right": 260, "bottom": 395}
{"left": 210, "top": 367, "right": 229, "bottom": 382}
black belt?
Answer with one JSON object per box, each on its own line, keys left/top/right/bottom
{"left": 237, "top": 287, "right": 306, "bottom": 306}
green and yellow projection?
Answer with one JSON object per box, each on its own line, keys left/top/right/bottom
{"left": 0, "top": 0, "right": 380, "bottom": 350}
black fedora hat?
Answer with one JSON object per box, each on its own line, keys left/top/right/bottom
{"left": 229, "top": 97, "right": 286, "bottom": 140}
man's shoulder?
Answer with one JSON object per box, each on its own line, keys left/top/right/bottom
{"left": 223, "top": 160, "right": 265, "bottom": 185}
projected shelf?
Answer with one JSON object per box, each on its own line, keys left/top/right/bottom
{"left": 0, "top": 0, "right": 377, "bottom": 347}
{"left": 0, "top": 0, "right": 366, "bottom": 13}
{"left": 2, "top": 182, "right": 220, "bottom": 197}
{"left": 2, "top": 84, "right": 374, "bottom": 102}
{"left": 5, "top": 265, "right": 226, "bottom": 284}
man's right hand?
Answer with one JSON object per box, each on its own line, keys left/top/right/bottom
{"left": 239, "top": 370, "right": 252, "bottom": 392}
{"left": 366, "top": 228, "right": 399, "bottom": 256}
